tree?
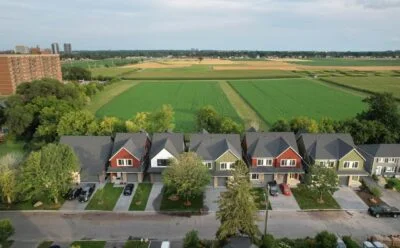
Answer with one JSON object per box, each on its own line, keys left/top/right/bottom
{"left": 269, "top": 119, "right": 290, "bottom": 132}
{"left": 5, "top": 104, "right": 34, "bottom": 136}
{"left": 125, "top": 112, "right": 150, "bottom": 132}
{"left": 162, "top": 152, "right": 211, "bottom": 205}
{"left": 318, "top": 118, "right": 338, "bottom": 133}
{"left": 183, "top": 230, "right": 201, "bottom": 248}
{"left": 219, "top": 117, "right": 244, "bottom": 134}
{"left": 21, "top": 144, "right": 79, "bottom": 204}
{"left": 290, "top": 117, "right": 319, "bottom": 133}
{"left": 307, "top": 165, "right": 339, "bottom": 203}
{"left": 196, "top": 106, "right": 221, "bottom": 133}
{"left": 0, "top": 153, "right": 22, "bottom": 204}
{"left": 62, "top": 66, "right": 92, "bottom": 81}
{"left": 57, "top": 110, "right": 99, "bottom": 136}
{"left": 260, "top": 234, "right": 277, "bottom": 248}
{"left": 148, "top": 104, "right": 175, "bottom": 132}
{"left": 315, "top": 231, "right": 337, "bottom": 248}
{"left": 216, "top": 160, "right": 260, "bottom": 241}
{"left": 97, "top": 116, "right": 124, "bottom": 135}
{"left": 0, "top": 219, "right": 14, "bottom": 243}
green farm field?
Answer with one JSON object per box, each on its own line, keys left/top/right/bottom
{"left": 91, "top": 67, "right": 139, "bottom": 77}
{"left": 96, "top": 81, "right": 241, "bottom": 131}
{"left": 322, "top": 76, "right": 400, "bottom": 99}
{"left": 290, "top": 58, "right": 400, "bottom": 66}
{"left": 229, "top": 78, "right": 366, "bottom": 125}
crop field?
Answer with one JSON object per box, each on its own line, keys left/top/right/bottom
{"left": 229, "top": 78, "right": 366, "bottom": 125}
{"left": 91, "top": 67, "right": 139, "bottom": 77}
{"left": 321, "top": 76, "right": 400, "bottom": 99}
{"left": 289, "top": 58, "right": 400, "bottom": 66}
{"left": 96, "top": 81, "right": 241, "bottom": 131}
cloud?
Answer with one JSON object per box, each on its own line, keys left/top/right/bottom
{"left": 356, "top": 0, "right": 400, "bottom": 9}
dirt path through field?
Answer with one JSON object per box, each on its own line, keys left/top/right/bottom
{"left": 218, "top": 80, "right": 268, "bottom": 130}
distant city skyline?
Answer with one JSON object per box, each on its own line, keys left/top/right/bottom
{"left": 0, "top": 0, "right": 399, "bottom": 51}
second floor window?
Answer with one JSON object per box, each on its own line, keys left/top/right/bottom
{"left": 203, "top": 162, "right": 213, "bottom": 170}
{"left": 117, "top": 159, "right": 133, "bottom": 166}
{"left": 220, "top": 162, "right": 234, "bottom": 170}
{"left": 157, "top": 159, "right": 168, "bottom": 167}
{"left": 257, "top": 159, "right": 273, "bottom": 166}
{"left": 281, "top": 159, "right": 296, "bottom": 167}
{"left": 343, "top": 161, "right": 359, "bottom": 169}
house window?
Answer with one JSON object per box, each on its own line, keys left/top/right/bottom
{"left": 157, "top": 159, "right": 168, "bottom": 167}
{"left": 257, "top": 159, "right": 265, "bottom": 166}
{"left": 377, "top": 158, "right": 384, "bottom": 163}
{"left": 385, "top": 167, "right": 395, "bottom": 173}
{"left": 384, "top": 158, "right": 389, "bottom": 163}
{"left": 220, "top": 163, "right": 227, "bottom": 170}
{"left": 220, "top": 162, "right": 235, "bottom": 170}
{"left": 117, "top": 159, "right": 133, "bottom": 166}
{"left": 266, "top": 159, "right": 273, "bottom": 166}
{"left": 281, "top": 159, "right": 296, "bottom": 167}
{"left": 204, "top": 162, "right": 213, "bottom": 170}
{"left": 389, "top": 158, "right": 396, "bottom": 163}
{"left": 290, "top": 173, "right": 297, "bottom": 179}
{"left": 251, "top": 174, "right": 259, "bottom": 180}
{"left": 344, "top": 161, "right": 359, "bottom": 169}
{"left": 329, "top": 161, "right": 335, "bottom": 168}
{"left": 320, "top": 161, "right": 324, "bottom": 166}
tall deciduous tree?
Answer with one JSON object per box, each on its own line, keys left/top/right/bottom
{"left": 97, "top": 116, "right": 124, "bottom": 135}
{"left": 269, "top": 119, "right": 291, "bottom": 132}
{"left": 290, "top": 116, "right": 319, "bottom": 133}
{"left": 216, "top": 161, "right": 260, "bottom": 241}
{"left": 196, "top": 106, "right": 221, "bottom": 133}
{"left": 162, "top": 152, "right": 211, "bottom": 204}
{"left": 149, "top": 104, "right": 175, "bottom": 132}
{"left": 125, "top": 112, "right": 150, "bottom": 132}
{"left": 0, "top": 153, "right": 23, "bottom": 204}
{"left": 307, "top": 165, "right": 339, "bottom": 203}
{"left": 21, "top": 144, "right": 79, "bottom": 204}
{"left": 57, "top": 110, "right": 99, "bottom": 136}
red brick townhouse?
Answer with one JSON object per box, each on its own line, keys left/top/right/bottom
{"left": 243, "top": 132, "right": 304, "bottom": 186}
{"left": 107, "top": 132, "right": 151, "bottom": 184}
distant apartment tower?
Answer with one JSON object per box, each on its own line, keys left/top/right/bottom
{"left": 14, "top": 45, "right": 29, "bottom": 54}
{"left": 64, "top": 43, "right": 72, "bottom": 54}
{"left": 51, "top": 43, "right": 60, "bottom": 54}
{"left": 0, "top": 54, "right": 62, "bottom": 95}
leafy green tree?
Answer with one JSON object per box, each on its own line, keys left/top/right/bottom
{"left": 5, "top": 105, "right": 34, "bottom": 136}
{"left": 342, "top": 236, "right": 360, "bottom": 248}
{"left": 318, "top": 118, "right": 338, "bottom": 133}
{"left": 315, "top": 231, "right": 337, "bottom": 248}
{"left": 148, "top": 104, "right": 175, "bottom": 132}
{"left": 270, "top": 119, "right": 291, "bottom": 132}
{"left": 162, "top": 152, "right": 211, "bottom": 204}
{"left": 219, "top": 117, "right": 244, "bottom": 134}
{"left": 183, "top": 230, "right": 201, "bottom": 248}
{"left": 57, "top": 110, "right": 99, "bottom": 136}
{"left": 125, "top": 112, "right": 150, "bottom": 132}
{"left": 216, "top": 160, "right": 260, "bottom": 241}
{"left": 307, "top": 166, "right": 339, "bottom": 203}
{"left": 0, "top": 219, "right": 14, "bottom": 243}
{"left": 21, "top": 144, "right": 79, "bottom": 204}
{"left": 97, "top": 116, "right": 124, "bottom": 135}
{"left": 62, "top": 66, "right": 92, "bottom": 81}
{"left": 260, "top": 234, "right": 277, "bottom": 248}
{"left": 0, "top": 153, "right": 23, "bottom": 204}
{"left": 196, "top": 106, "right": 221, "bottom": 133}
{"left": 290, "top": 117, "right": 319, "bottom": 133}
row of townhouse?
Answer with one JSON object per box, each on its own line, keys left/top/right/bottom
{"left": 60, "top": 130, "right": 400, "bottom": 188}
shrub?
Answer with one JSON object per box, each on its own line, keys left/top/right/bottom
{"left": 260, "top": 234, "right": 277, "bottom": 248}
{"left": 315, "top": 231, "right": 337, "bottom": 248}
{"left": 183, "top": 230, "right": 201, "bottom": 248}
{"left": 0, "top": 219, "right": 14, "bottom": 243}
{"left": 372, "top": 174, "right": 379, "bottom": 182}
{"left": 342, "top": 236, "right": 360, "bottom": 248}
{"left": 386, "top": 178, "right": 400, "bottom": 191}
{"left": 370, "top": 187, "right": 382, "bottom": 198}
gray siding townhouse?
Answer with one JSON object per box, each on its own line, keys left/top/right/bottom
{"left": 297, "top": 133, "right": 368, "bottom": 187}
{"left": 358, "top": 144, "right": 400, "bottom": 177}
{"left": 189, "top": 132, "right": 242, "bottom": 187}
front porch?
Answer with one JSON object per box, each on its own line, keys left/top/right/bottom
{"left": 250, "top": 173, "right": 301, "bottom": 187}
{"left": 109, "top": 172, "right": 144, "bottom": 184}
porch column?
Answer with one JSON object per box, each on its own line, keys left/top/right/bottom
{"left": 138, "top": 173, "right": 143, "bottom": 183}
{"left": 214, "top": 177, "right": 218, "bottom": 188}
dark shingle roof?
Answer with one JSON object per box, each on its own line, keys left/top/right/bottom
{"left": 149, "top": 133, "right": 184, "bottom": 159}
{"left": 245, "top": 132, "right": 299, "bottom": 158}
{"left": 299, "top": 133, "right": 356, "bottom": 160}
{"left": 189, "top": 133, "right": 242, "bottom": 160}
{"left": 358, "top": 144, "right": 400, "bottom": 157}
{"left": 60, "top": 136, "right": 113, "bottom": 182}
{"left": 111, "top": 132, "right": 149, "bottom": 160}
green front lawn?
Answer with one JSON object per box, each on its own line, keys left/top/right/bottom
{"left": 292, "top": 185, "right": 340, "bottom": 210}
{"left": 0, "top": 198, "right": 64, "bottom": 210}
{"left": 37, "top": 241, "right": 53, "bottom": 248}
{"left": 160, "top": 188, "right": 204, "bottom": 211}
{"left": 124, "top": 240, "right": 150, "bottom": 248}
{"left": 0, "top": 140, "right": 26, "bottom": 158}
{"left": 85, "top": 183, "right": 123, "bottom": 211}
{"left": 251, "top": 188, "right": 272, "bottom": 210}
{"left": 129, "top": 183, "right": 153, "bottom": 211}
{"left": 70, "top": 241, "right": 106, "bottom": 248}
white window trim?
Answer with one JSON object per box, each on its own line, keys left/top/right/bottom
{"left": 250, "top": 173, "right": 260, "bottom": 180}
{"left": 343, "top": 161, "right": 359, "bottom": 169}
{"left": 385, "top": 167, "right": 395, "bottom": 173}
{"left": 203, "top": 161, "right": 213, "bottom": 170}
{"left": 280, "top": 159, "right": 296, "bottom": 167}
{"left": 256, "top": 158, "right": 273, "bottom": 167}
{"left": 117, "top": 159, "right": 133, "bottom": 167}
{"left": 220, "top": 162, "right": 235, "bottom": 170}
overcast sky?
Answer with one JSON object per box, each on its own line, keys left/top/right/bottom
{"left": 0, "top": 0, "right": 399, "bottom": 51}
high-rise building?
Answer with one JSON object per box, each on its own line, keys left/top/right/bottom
{"left": 0, "top": 54, "right": 62, "bottom": 95}
{"left": 14, "top": 45, "right": 29, "bottom": 54}
{"left": 51, "top": 43, "right": 60, "bottom": 54}
{"left": 64, "top": 43, "right": 72, "bottom": 54}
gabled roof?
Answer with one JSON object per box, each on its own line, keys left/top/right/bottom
{"left": 358, "top": 144, "right": 400, "bottom": 158}
{"left": 149, "top": 132, "right": 184, "bottom": 159}
{"left": 245, "top": 132, "right": 299, "bottom": 158}
{"left": 189, "top": 133, "right": 242, "bottom": 160}
{"left": 110, "top": 132, "right": 149, "bottom": 160}
{"left": 299, "top": 133, "right": 357, "bottom": 160}
{"left": 60, "top": 136, "right": 113, "bottom": 182}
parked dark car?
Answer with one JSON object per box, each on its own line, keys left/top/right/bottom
{"left": 78, "top": 183, "right": 96, "bottom": 202}
{"left": 65, "top": 187, "right": 82, "bottom": 200}
{"left": 49, "top": 245, "right": 61, "bottom": 248}
{"left": 123, "top": 183, "right": 134, "bottom": 196}
{"left": 368, "top": 204, "right": 400, "bottom": 218}
{"left": 268, "top": 180, "right": 279, "bottom": 196}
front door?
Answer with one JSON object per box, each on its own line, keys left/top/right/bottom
{"left": 376, "top": 166, "right": 382, "bottom": 175}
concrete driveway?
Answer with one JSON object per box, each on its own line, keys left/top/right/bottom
{"left": 60, "top": 183, "right": 101, "bottom": 211}
{"left": 269, "top": 188, "right": 300, "bottom": 211}
{"left": 113, "top": 184, "right": 137, "bottom": 211}
{"left": 333, "top": 186, "right": 368, "bottom": 210}
{"left": 204, "top": 187, "right": 227, "bottom": 212}
{"left": 145, "top": 184, "right": 163, "bottom": 211}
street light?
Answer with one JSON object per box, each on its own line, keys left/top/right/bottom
{"left": 263, "top": 186, "right": 269, "bottom": 236}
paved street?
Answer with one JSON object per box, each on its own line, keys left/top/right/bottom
{"left": 1, "top": 211, "right": 399, "bottom": 243}
{"left": 333, "top": 186, "right": 368, "bottom": 210}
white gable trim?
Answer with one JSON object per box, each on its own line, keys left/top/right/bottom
{"left": 215, "top": 149, "right": 241, "bottom": 161}
{"left": 276, "top": 147, "right": 302, "bottom": 159}
{"left": 340, "top": 148, "right": 366, "bottom": 161}
{"left": 109, "top": 147, "right": 139, "bottom": 161}
{"left": 150, "top": 148, "right": 176, "bottom": 168}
